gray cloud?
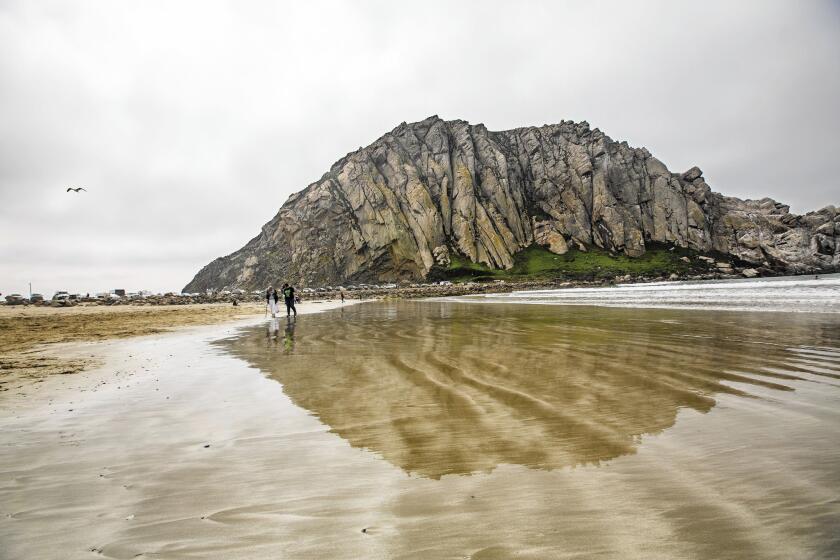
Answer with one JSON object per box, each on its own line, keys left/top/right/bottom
{"left": 1, "top": 0, "right": 839, "bottom": 296}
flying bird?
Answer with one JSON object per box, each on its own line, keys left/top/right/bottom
{"left": 66, "top": 187, "right": 87, "bottom": 192}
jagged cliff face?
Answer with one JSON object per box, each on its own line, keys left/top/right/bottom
{"left": 184, "top": 116, "right": 838, "bottom": 291}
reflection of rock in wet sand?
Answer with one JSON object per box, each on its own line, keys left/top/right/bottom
{"left": 221, "top": 302, "right": 837, "bottom": 478}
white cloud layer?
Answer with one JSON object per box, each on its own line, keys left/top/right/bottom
{"left": 2, "top": 0, "right": 839, "bottom": 295}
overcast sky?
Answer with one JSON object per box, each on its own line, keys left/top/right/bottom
{"left": 1, "top": 0, "right": 838, "bottom": 296}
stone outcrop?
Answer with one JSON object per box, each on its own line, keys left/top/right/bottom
{"left": 184, "top": 116, "right": 839, "bottom": 291}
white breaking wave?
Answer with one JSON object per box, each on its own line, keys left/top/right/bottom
{"left": 449, "top": 274, "right": 840, "bottom": 313}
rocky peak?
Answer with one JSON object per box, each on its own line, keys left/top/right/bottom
{"left": 184, "top": 117, "right": 838, "bottom": 292}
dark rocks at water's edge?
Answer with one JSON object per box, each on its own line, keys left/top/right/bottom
{"left": 184, "top": 116, "right": 839, "bottom": 292}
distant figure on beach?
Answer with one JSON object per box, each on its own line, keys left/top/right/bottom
{"left": 282, "top": 283, "right": 297, "bottom": 317}
{"left": 266, "top": 285, "right": 279, "bottom": 318}
{"left": 340, "top": 291, "right": 345, "bottom": 303}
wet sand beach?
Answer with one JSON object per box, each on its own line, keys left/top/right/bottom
{"left": 1, "top": 281, "right": 840, "bottom": 559}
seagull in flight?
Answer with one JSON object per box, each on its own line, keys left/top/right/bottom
{"left": 66, "top": 187, "right": 87, "bottom": 192}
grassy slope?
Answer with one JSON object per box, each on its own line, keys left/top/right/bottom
{"left": 430, "top": 243, "right": 707, "bottom": 283}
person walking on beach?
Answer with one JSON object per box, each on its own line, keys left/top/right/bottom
{"left": 266, "top": 285, "right": 279, "bottom": 318}
{"left": 282, "top": 283, "right": 297, "bottom": 317}
{"left": 340, "top": 290, "right": 345, "bottom": 303}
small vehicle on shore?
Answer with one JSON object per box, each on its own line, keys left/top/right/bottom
{"left": 4, "top": 294, "right": 29, "bottom": 305}
{"left": 52, "top": 291, "right": 71, "bottom": 302}
{"left": 30, "top": 293, "right": 45, "bottom": 303}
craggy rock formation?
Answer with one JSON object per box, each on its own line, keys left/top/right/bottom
{"left": 185, "top": 116, "right": 838, "bottom": 291}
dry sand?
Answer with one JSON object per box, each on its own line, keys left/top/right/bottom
{"left": 0, "top": 302, "right": 270, "bottom": 392}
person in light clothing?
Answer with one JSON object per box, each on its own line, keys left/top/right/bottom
{"left": 265, "top": 286, "right": 279, "bottom": 318}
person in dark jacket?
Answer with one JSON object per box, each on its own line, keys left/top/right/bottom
{"left": 282, "top": 283, "right": 297, "bottom": 317}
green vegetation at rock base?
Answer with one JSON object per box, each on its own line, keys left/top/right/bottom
{"left": 429, "top": 243, "right": 706, "bottom": 283}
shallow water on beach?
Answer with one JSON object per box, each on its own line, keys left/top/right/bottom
{"left": 450, "top": 273, "right": 840, "bottom": 313}
{"left": 221, "top": 300, "right": 840, "bottom": 558}
{"left": 3, "top": 299, "right": 839, "bottom": 559}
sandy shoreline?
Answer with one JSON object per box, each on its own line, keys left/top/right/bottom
{"left": 1, "top": 299, "right": 838, "bottom": 559}
{"left": 0, "top": 299, "right": 367, "bottom": 559}
{"left": 0, "top": 301, "right": 357, "bottom": 393}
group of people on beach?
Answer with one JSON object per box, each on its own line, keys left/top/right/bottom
{"left": 265, "top": 283, "right": 297, "bottom": 318}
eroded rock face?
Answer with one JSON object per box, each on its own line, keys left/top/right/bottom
{"left": 184, "top": 116, "right": 839, "bottom": 291}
